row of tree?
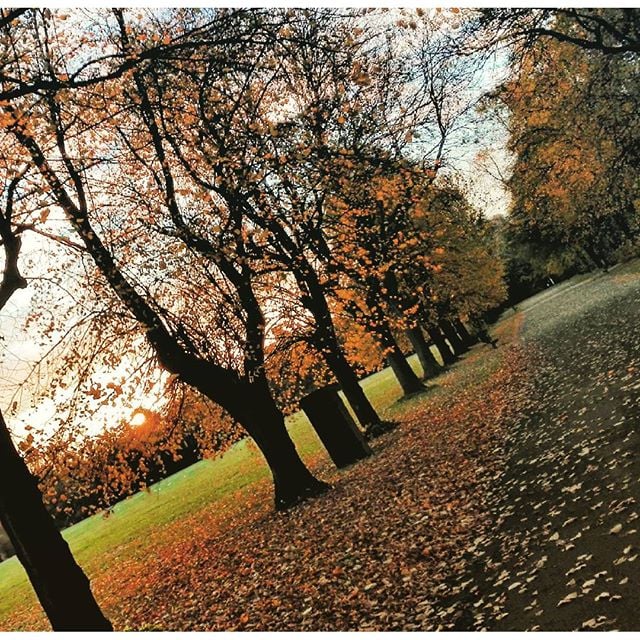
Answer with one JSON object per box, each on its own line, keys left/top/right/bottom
{"left": 0, "top": 8, "right": 505, "bottom": 629}
{"left": 2, "top": 7, "right": 636, "bottom": 632}
{"left": 2, "top": 8, "right": 504, "bottom": 508}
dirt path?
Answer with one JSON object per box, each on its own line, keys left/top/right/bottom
{"left": 436, "top": 262, "right": 640, "bottom": 631}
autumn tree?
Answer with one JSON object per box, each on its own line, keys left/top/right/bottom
{"left": 118, "top": 9, "right": 388, "bottom": 434}
{"left": 488, "top": 30, "right": 640, "bottom": 282}
{"left": 5, "top": 8, "right": 334, "bottom": 509}
{"left": 113, "top": 10, "right": 373, "bottom": 453}
{"left": 412, "top": 179, "right": 507, "bottom": 333}
{"left": 331, "top": 170, "right": 505, "bottom": 372}
{"left": 28, "top": 394, "right": 241, "bottom": 527}
{"left": 0, "top": 139, "right": 111, "bottom": 628}
{"left": 243, "top": 11, "right": 480, "bottom": 394}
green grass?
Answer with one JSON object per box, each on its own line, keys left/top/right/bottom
{"left": 0, "top": 351, "right": 427, "bottom": 626}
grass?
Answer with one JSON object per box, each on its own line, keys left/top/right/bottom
{"left": 0, "top": 350, "right": 427, "bottom": 627}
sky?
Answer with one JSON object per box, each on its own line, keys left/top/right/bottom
{"left": 446, "top": 54, "right": 513, "bottom": 218}
{"left": 0, "top": 221, "right": 165, "bottom": 440}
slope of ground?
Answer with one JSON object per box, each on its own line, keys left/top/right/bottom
{"left": 0, "top": 348, "right": 428, "bottom": 627}
{"left": 0, "top": 312, "right": 523, "bottom": 630}
{"left": 1, "top": 260, "right": 638, "bottom": 631}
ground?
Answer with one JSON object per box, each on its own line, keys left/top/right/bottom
{"left": 0, "top": 260, "right": 638, "bottom": 631}
{"left": 436, "top": 261, "right": 640, "bottom": 631}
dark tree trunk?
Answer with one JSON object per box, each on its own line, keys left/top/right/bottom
{"left": 453, "top": 318, "right": 477, "bottom": 348}
{"left": 361, "top": 287, "right": 424, "bottom": 395}
{"left": 300, "top": 386, "right": 372, "bottom": 468}
{"left": 426, "top": 325, "right": 457, "bottom": 365}
{"left": 618, "top": 204, "right": 637, "bottom": 240}
{"left": 406, "top": 326, "right": 441, "bottom": 379}
{"left": 296, "top": 264, "right": 383, "bottom": 432}
{"left": 375, "top": 322, "right": 424, "bottom": 395}
{"left": 584, "top": 244, "right": 607, "bottom": 270}
{"left": 440, "top": 319, "right": 468, "bottom": 356}
{"left": 386, "top": 347, "right": 424, "bottom": 395}
{"left": 0, "top": 411, "right": 112, "bottom": 631}
{"left": 322, "top": 345, "right": 381, "bottom": 432}
{"left": 236, "top": 379, "right": 330, "bottom": 510}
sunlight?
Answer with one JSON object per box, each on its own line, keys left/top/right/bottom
{"left": 130, "top": 411, "right": 147, "bottom": 427}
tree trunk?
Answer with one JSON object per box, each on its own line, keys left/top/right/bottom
{"left": 385, "top": 348, "right": 424, "bottom": 394}
{"left": 440, "top": 319, "right": 468, "bottom": 356}
{"left": 618, "top": 204, "right": 637, "bottom": 240}
{"left": 296, "top": 263, "right": 383, "bottom": 432}
{"left": 584, "top": 244, "right": 607, "bottom": 270}
{"left": 0, "top": 411, "right": 112, "bottom": 631}
{"left": 300, "top": 386, "right": 372, "bottom": 468}
{"left": 406, "top": 326, "right": 441, "bottom": 379}
{"left": 236, "top": 379, "right": 330, "bottom": 510}
{"left": 17, "top": 120, "right": 326, "bottom": 514}
{"left": 453, "top": 318, "right": 477, "bottom": 348}
{"left": 363, "top": 295, "right": 424, "bottom": 395}
{"left": 426, "top": 324, "right": 457, "bottom": 365}
{"left": 375, "top": 322, "right": 423, "bottom": 395}
{"left": 322, "top": 345, "right": 381, "bottom": 432}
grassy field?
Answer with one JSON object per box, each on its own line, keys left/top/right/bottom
{"left": 0, "top": 350, "right": 431, "bottom": 627}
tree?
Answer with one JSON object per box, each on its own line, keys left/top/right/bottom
{"left": 488, "top": 31, "right": 640, "bottom": 280}
{"left": 28, "top": 393, "right": 243, "bottom": 528}
{"left": 415, "top": 179, "right": 507, "bottom": 324}
{"left": 0, "top": 148, "right": 111, "bottom": 629}
{"left": 135, "top": 9, "right": 386, "bottom": 433}
{"left": 6, "top": 8, "right": 331, "bottom": 510}
{"left": 110, "top": 9, "right": 373, "bottom": 457}
{"left": 0, "top": 8, "right": 258, "bottom": 102}
{"left": 251, "top": 13, "right": 476, "bottom": 395}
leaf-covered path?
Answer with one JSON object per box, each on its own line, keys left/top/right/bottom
{"left": 437, "top": 262, "right": 640, "bottom": 631}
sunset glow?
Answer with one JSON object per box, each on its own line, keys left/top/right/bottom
{"left": 130, "top": 411, "right": 147, "bottom": 427}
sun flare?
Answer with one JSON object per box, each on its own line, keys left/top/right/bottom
{"left": 130, "top": 411, "right": 147, "bottom": 427}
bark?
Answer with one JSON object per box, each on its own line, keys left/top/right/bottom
{"left": 386, "top": 348, "right": 424, "bottom": 394}
{"left": 584, "top": 243, "right": 607, "bottom": 270}
{"left": 322, "top": 346, "right": 381, "bottom": 432}
{"left": 426, "top": 324, "right": 457, "bottom": 365}
{"left": 219, "top": 182, "right": 383, "bottom": 434}
{"left": 0, "top": 177, "right": 29, "bottom": 310}
{"left": 122, "top": 43, "right": 375, "bottom": 461}
{"left": 376, "top": 321, "right": 424, "bottom": 395}
{"left": 618, "top": 204, "right": 637, "bottom": 240}
{"left": 453, "top": 318, "right": 477, "bottom": 348}
{"left": 0, "top": 411, "right": 112, "bottom": 631}
{"left": 300, "top": 386, "right": 372, "bottom": 468}
{"left": 291, "top": 261, "right": 382, "bottom": 432}
{"left": 237, "top": 379, "right": 330, "bottom": 509}
{"left": 440, "top": 319, "right": 468, "bottom": 357}
{"left": 406, "top": 326, "right": 441, "bottom": 379}
{"left": 359, "top": 281, "right": 424, "bottom": 396}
